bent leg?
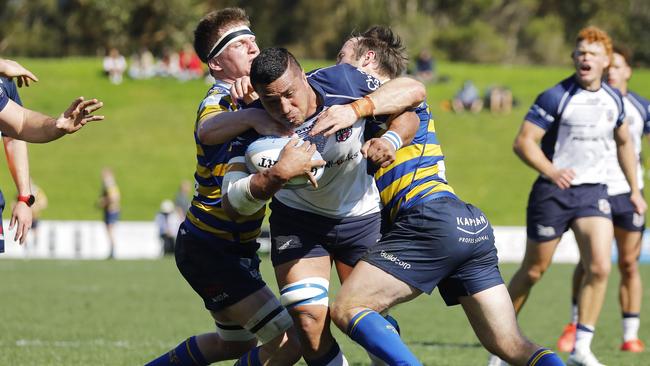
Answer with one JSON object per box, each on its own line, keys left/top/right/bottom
{"left": 461, "top": 285, "right": 563, "bottom": 366}
{"left": 331, "top": 261, "right": 422, "bottom": 365}
{"left": 507, "top": 238, "right": 561, "bottom": 314}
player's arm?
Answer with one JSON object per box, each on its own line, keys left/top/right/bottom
{"left": 0, "top": 59, "right": 38, "bottom": 87}
{"left": 223, "top": 138, "right": 325, "bottom": 220}
{"left": 0, "top": 97, "right": 104, "bottom": 143}
{"left": 3, "top": 136, "right": 32, "bottom": 243}
{"left": 363, "top": 110, "right": 419, "bottom": 168}
{"left": 311, "top": 77, "right": 426, "bottom": 136}
{"left": 197, "top": 108, "right": 292, "bottom": 145}
{"left": 615, "top": 121, "right": 647, "bottom": 214}
{"left": 513, "top": 121, "right": 575, "bottom": 189}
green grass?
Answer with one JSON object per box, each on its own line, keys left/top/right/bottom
{"left": 0, "top": 258, "right": 648, "bottom": 365}
{"left": 1, "top": 58, "right": 650, "bottom": 223}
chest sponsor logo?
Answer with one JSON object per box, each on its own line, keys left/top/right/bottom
{"left": 335, "top": 127, "right": 352, "bottom": 142}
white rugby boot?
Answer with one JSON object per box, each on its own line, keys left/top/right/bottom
{"left": 566, "top": 349, "right": 606, "bottom": 366}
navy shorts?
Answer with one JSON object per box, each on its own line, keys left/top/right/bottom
{"left": 269, "top": 199, "right": 381, "bottom": 267}
{"left": 104, "top": 211, "right": 120, "bottom": 225}
{"left": 609, "top": 192, "right": 645, "bottom": 232}
{"left": 175, "top": 223, "right": 267, "bottom": 312}
{"left": 526, "top": 179, "right": 611, "bottom": 242}
{"left": 363, "top": 197, "right": 503, "bottom": 306}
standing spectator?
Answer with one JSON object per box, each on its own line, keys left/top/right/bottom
{"left": 103, "top": 48, "right": 127, "bottom": 84}
{"left": 452, "top": 80, "right": 483, "bottom": 113}
{"left": 174, "top": 179, "right": 192, "bottom": 218}
{"left": 155, "top": 199, "right": 181, "bottom": 255}
{"left": 98, "top": 167, "right": 120, "bottom": 259}
{"left": 415, "top": 49, "right": 435, "bottom": 83}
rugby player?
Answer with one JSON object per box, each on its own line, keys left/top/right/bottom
{"left": 145, "top": 9, "right": 301, "bottom": 366}
{"left": 328, "top": 27, "right": 564, "bottom": 366}
{"left": 498, "top": 27, "right": 645, "bottom": 366}
{"left": 1, "top": 75, "right": 33, "bottom": 252}
{"left": 221, "top": 47, "right": 423, "bottom": 365}
{"left": 557, "top": 46, "right": 649, "bottom": 354}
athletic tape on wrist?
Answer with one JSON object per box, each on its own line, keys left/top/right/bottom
{"left": 381, "top": 130, "right": 402, "bottom": 151}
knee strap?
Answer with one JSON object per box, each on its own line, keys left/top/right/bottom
{"left": 280, "top": 277, "right": 330, "bottom": 309}
{"left": 215, "top": 320, "right": 256, "bottom": 342}
{"left": 243, "top": 297, "right": 293, "bottom": 344}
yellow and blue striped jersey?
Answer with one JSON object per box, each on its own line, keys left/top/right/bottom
{"left": 185, "top": 80, "right": 265, "bottom": 243}
{"left": 368, "top": 102, "right": 455, "bottom": 223}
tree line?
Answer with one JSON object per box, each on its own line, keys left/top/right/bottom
{"left": 1, "top": 0, "right": 648, "bottom": 66}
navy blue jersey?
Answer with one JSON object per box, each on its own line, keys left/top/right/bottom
{"left": 524, "top": 75, "right": 625, "bottom": 185}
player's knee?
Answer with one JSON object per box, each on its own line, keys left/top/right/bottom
{"left": 618, "top": 256, "right": 639, "bottom": 279}
{"left": 280, "top": 277, "right": 330, "bottom": 346}
{"left": 329, "top": 299, "right": 358, "bottom": 331}
{"left": 587, "top": 260, "right": 611, "bottom": 281}
{"left": 240, "top": 297, "right": 293, "bottom": 346}
{"left": 524, "top": 266, "right": 546, "bottom": 284}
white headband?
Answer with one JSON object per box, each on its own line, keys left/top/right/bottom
{"left": 207, "top": 25, "right": 255, "bottom": 60}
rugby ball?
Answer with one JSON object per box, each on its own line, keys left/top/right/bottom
{"left": 245, "top": 136, "right": 324, "bottom": 189}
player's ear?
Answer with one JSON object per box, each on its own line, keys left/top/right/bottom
{"left": 208, "top": 58, "right": 223, "bottom": 72}
{"left": 363, "top": 50, "right": 376, "bottom": 68}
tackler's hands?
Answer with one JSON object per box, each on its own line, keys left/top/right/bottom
{"left": 230, "top": 76, "right": 259, "bottom": 105}
{"left": 362, "top": 137, "right": 396, "bottom": 168}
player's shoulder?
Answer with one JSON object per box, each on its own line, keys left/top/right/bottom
{"left": 627, "top": 90, "right": 650, "bottom": 119}
{"left": 198, "top": 80, "right": 234, "bottom": 111}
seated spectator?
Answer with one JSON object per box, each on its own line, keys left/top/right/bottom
{"left": 178, "top": 44, "right": 203, "bottom": 80}
{"left": 102, "top": 48, "right": 127, "bottom": 85}
{"left": 156, "top": 48, "right": 181, "bottom": 78}
{"left": 452, "top": 80, "right": 483, "bottom": 113}
{"left": 128, "top": 48, "right": 156, "bottom": 80}
{"left": 484, "top": 85, "right": 513, "bottom": 114}
{"left": 415, "top": 50, "right": 435, "bottom": 83}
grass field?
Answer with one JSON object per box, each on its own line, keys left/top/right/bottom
{"left": 2, "top": 58, "right": 650, "bottom": 223}
{"left": 0, "top": 258, "right": 648, "bottom": 365}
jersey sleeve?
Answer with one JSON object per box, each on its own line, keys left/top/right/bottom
{"left": 197, "top": 91, "right": 234, "bottom": 122}
{"left": 0, "top": 85, "right": 8, "bottom": 111}
{"left": 307, "top": 64, "right": 382, "bottom": 99}
{"left": 524, "top": 88, "right": 562, "bottom": 130}
{"left": 629, "top": 92, "right": 650, "bottom": 134}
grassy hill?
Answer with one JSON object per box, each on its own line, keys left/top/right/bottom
{"left": 1, "top": 58, "right": 649, "bottom": 223}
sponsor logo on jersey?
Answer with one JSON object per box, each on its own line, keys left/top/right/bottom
{"left": 335, "top": 127, "right": 352, "bottom": 142}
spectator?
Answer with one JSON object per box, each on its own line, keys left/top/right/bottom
{"left": 452, "top": 80, "right": 483, "bottom": 113}
{"left": 484, "top": 85, "right": 513, "bottom": 114}
{"left": 128, "top": 48, "right": 156, "bottom": 80}
{"left": 174, "top": 179, "right": 192, "bottom": 218}
{"left": 155, "top": 199, "right": 181, "bottom": 255}
{"left": 178, "top": 44, "right": 204, "bottom": 80}
{"left": 97, "top": 167, "right": 120, "bottom": 259}
{"left": 415, "top": 49, "right": 435, "bottom": 83}
{"left": 156, "top": 48, "right": 180, "bottom": 78}
{"left": 103, "top": 48, "right": 127, "bottom": 84}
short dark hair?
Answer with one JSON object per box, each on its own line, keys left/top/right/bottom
{"left": 250, "top": 47, "right": 301, "bottom": 87}
{"left": 194, "top": 7, "right": 250, "bottom": 63}
{"left": 613, "top": 44, "right": 632, "bottom": 66}
{"left": 352, "top": 26, "right": 408, "bottom": 78}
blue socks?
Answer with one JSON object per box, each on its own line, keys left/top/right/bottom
{"left": 526, "top": 348, "right": 564, "bottom": 366}
{"left": 146, "top": 336, "right": 208, "bottom": 366}
{"left": 234, "top": 346, "right": 261, "bottom": 366}
{"left": 347, "top": 309, "right": 421, "bottom": 366}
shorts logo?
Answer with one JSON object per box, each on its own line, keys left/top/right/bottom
{"left": 633, "top": 213, "right": 645, "bottom": 227}
{"left": 536, "top": 224, "right": 556, "bottom": 238}
{"left": 210, "top": 292, "right": 230, "bottom": 304}
{"left": 275, "top": 236, "right": 301, "bottom": 252}
{"left": 335, "top": 127, "right": 352, "bottom": 142}
{"left": 380, "top": 250, "right": 411, "bottom": 270}
{"left": 456, "top": 215, "right": 489, "bottom": 235}
{"left": 598, "top": 199, "right": 611, "bottom": 215}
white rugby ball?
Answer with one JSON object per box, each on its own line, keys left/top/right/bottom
{"left": 245, "top": 136, "right": 324, "bottom": 189}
